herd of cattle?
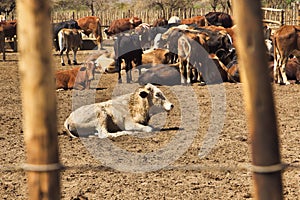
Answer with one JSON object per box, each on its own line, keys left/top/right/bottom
{"left": 50, "top": 12, "right": 300, "bottom": 87}
{"left": 1, "top": 12, "right": 300, "bottom": 137}
{"left": 1, "top": 12, "right": 300, "bottom": 89}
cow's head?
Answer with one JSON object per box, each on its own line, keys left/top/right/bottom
{"left": 129, "top": 17, "right": 142, "bottom": 27}
{"left": 140, "top": 83, "right": 174, "bottom": 112}
{"left": 84, "top": 61, "right": 96, "bottom": 81}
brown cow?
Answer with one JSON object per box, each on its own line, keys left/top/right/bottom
{"left": 77, "top": 16, "right": 103, "bottom": 50}
{"left": 273, "top": 25, "right": 300, "bottom": 85}
{"left": 181, "top": 16, "right": 207, "bottom": 27}
{"left": 153, "top": 18, "right": 168, "bottom": 27}
{"left": 0, "top": 26, "right": 5, "bottom": 61}
{"left": 55, "top": 61, "right": 96, "bottom": 90}
{"left": 0, "top": 20, "right": 17, "bottom": 39}
{"left": 104, "top": 17, "right": 142, "bottom": 36}
{"left": 142, "top": 48, "right": 172, "bottom": 65}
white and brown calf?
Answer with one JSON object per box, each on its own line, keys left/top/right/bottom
{"left": 58, "top": 28, "right": 83, "bottom": 66}
{"left": 64, "top": 83, "right": 174, "bottom": 138}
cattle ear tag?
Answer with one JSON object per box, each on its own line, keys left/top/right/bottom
{"left": 139, "top": 91, "right": 149, "bottom": 98}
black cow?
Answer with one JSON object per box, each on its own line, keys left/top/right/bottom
{"left": 114, "top": 33, "right": 143, "bottom": 83}
{"left": 205, "top": 12, "right": 233, "bottom": 28}
{"left": 52, "top": 20, "right": 81, "bottom": 51}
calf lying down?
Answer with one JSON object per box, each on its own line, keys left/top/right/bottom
{"left": 64, "top": 83, "right": 174, "bottom": 138}
{"left": 55, "top": 61, "right": 96, "bottom": 90}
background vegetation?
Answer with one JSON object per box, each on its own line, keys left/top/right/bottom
{"left": 0, "top": 0, "right": 299, "bottom": 19}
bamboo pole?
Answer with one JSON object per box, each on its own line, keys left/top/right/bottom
{"left": 232, "top": 1, "right": 283, "bottom": 200}
{"left": 17, "top": 0, "right": 60, "bottom": 199}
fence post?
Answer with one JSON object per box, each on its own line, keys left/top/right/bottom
{"left": 298, "top": 3, "right": 300, "bottom": 25}
{"left": 232, "top": 0, "right": 283, "bottom": 199}
{"left": 281, "top": 9, "right": 285, "bottom": 25}
{"left": 16, "top": 0, "right": 60, "bottom": 199}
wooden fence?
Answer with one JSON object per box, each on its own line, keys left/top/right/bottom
{"left": 51, "top": 4, "right": 300, "bottom": 28}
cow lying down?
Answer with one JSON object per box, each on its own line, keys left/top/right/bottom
{"left": 137, "top": 63, "right": 181, "bottom": 86}
{"left": 64, "top": 83, "right": 174, "bottom": 138}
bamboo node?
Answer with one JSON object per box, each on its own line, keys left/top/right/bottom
{"left": 251, "top": 163, "right": 288, "bottom": 173}
{"left": 21, "top": 163, "right": 64, "bottom": 172}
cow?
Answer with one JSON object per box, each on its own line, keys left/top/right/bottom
{"left": 269, "top": 57, "right": 300, "bottom": 83}
{"left": 225, "top": 56, "right": 240, "bottom": 82}
{"left": 137, "top": 64, "right": 181, "bottom": 86}
{"left": 76, "top": 16, "right": 103, "bottom": 50}
{"left": 273, "top": 25, "right": 300, "bottom": 85}
{"left": 134, "top": 23, "right": 152, "bottom": 50}
{"left": 55, "top": 61, "right": 96, "bottom": 90}
{"left": 208, "top": 54, "right": 239, "bottom": 83}
{"left": 64, "top": 83, "right": 174, "bottom": 138}
{"left": 52, "top": 20, "right": 81, "bottom": 51}
{"left": 58, "top": 28, "right": 83, "bottom": 66}
{"left": 181, "top": 16, "right": 207, "bottom": 27}
{"left": 0, "top": 26, "right": 5, "bottom": 61}
{"left": 177, "top": 31, "right": 210, "bottom": 85}
{"left": 205, "top": 12, "right": 233, "bottom": 28}
{"left": 162, "top": 25, "right": 234, "bottom": 65}
{"left": 0, "top": 20, "right": 17, "bottom": 39}
{"left": 142, "top": 48, "right": 172, "bottom": 65}
{"left": 104, "top": 17, "right": 142, "bottom": 37}
{"left": 168, "top": 16, "right": 181, "bottom": 24}
{"left": 153, "top": 18, "right": 168, "bottom": 27}
{"left": 114, "top": 33, "right": 143, "bottom": 83}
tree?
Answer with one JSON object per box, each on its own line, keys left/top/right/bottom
{"left": 0, "top": 1, "right": 16, "bottom": 17}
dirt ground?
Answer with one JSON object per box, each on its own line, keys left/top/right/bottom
{"left": 0, "top": 45, "right": 299, "bottom": 200}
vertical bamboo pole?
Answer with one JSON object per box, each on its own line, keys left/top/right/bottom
{"left": 17, "top": 0, "right": 60, "bottom": 199}
{"left": 232, "top": 1, "right": 283, "bottom": 200}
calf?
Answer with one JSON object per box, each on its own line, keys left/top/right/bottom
{"left": 55, "top": 61, "right": 96, "bottom": 90}
{"left": 64, "top": 83, "right": 174, "bottom": 138}
{"left": 77, "top": 16, "right": 103, "bottom": 50}
{"left": 52, "top": 20, "right": 81, "bottom": 51}
{"left": 0, "top": 26, "right": 5, "bottom": 60}
{"left": 58, "top": 28, "right": 83, "bottom": 66}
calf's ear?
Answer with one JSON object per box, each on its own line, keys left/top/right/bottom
{"left": 139, "top": 91, "right": 149, "bottom": 98}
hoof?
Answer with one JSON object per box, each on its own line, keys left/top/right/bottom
{"left": 68, "top": 60, "right": 71, "bottom": 65}
{"left": 280, "top": 81, "right": 290, "bottom": 85}
{"left": 61, "top": 63, "right": 65, "bottom": 66}
{"left": 73, "top": 61, "right": 78, "bottom": 65}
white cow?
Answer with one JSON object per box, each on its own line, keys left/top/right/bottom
{"left": 64, "top": 83, "right": 174, "bottom": 138}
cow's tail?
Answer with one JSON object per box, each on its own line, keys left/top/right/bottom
{"left": 57, "top": 30, "right": 65, "bottom": 53}
{"left": 272, "top": 34, "right": 278, "bottom": 82}
{"left": 64, "top": 118, "right": 79, "bottom": 138}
